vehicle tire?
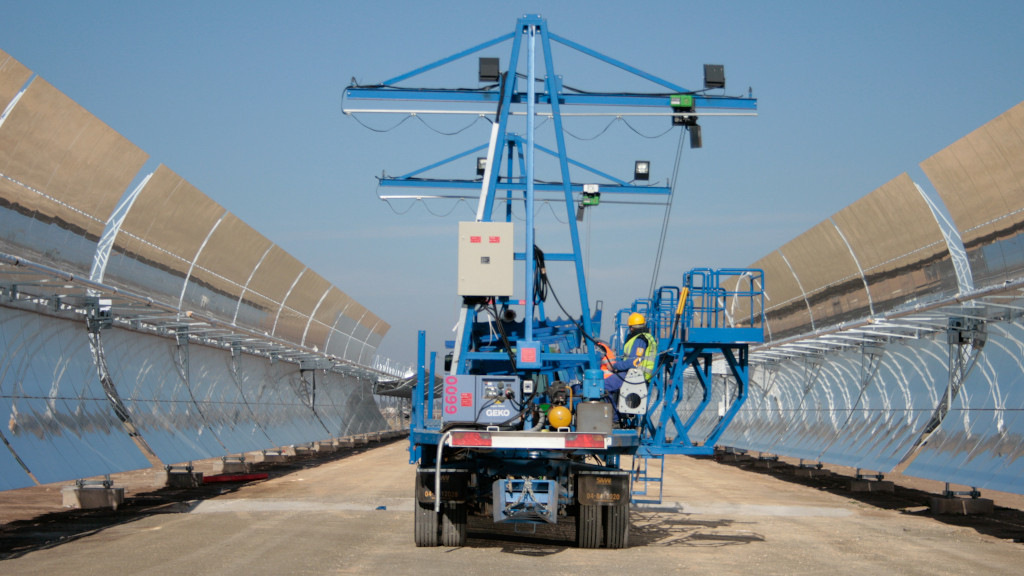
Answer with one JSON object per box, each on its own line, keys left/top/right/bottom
{"left": 576, "top": 504, "right": 602, "bottom": 548}
{"left": 440, "top": 502, "right": 467, "bottom": 547}
{"left": 604, "top": 502, "right": 630, "bottom": 549}
{"left": 414, "top": 501, "right": 439, "bottom": 547}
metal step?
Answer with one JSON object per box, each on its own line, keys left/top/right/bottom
{"left": 631, "top": 453, "right": 664, "bottom": 505}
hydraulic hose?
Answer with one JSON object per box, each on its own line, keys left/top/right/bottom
{"left": 527, "top": 410, "right": 547, "bottom": 432}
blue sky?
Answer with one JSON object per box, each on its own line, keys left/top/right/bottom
{"left": 2, "top": 1, "right": 1022, "bottom": 365}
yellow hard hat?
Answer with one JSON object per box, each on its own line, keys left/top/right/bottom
{"left": 627, "top": 312, "right": 646, "bottom": 327}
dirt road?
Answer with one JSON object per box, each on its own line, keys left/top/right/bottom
{"left": 2, "top": 440, "right": 1023, "bottom": 575}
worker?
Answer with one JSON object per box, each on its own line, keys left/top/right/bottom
{"left": 604, "top": 312, "right": 658, "bottom": 406}
{"left": 596, "top": 340, "right": 616, "bottom": 378}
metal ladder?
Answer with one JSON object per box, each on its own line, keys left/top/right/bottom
{"left": 631, "top": 453, "right": 665, "bottom": 505}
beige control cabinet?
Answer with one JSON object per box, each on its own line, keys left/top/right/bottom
{"left": 457, "top": 221, "right": 514, "bottom": 296}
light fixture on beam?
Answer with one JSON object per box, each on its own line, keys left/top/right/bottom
{"left": 479, "top": 58, "right": 500, "bottom": 83}
{"left": 704, "top": 64, "right": 725, "bottom": 90}
{"left": 477, "top": 157, "right": 487, "bottom": 176}
{"left": 634, "top": 161, "right": 650, "bottom": 181}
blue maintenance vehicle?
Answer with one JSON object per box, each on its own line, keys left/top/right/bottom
{"left": 344, "top": 15, "right": 764, "bottom": 548}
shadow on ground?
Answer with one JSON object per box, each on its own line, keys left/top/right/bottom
{"left": 454, "top": 504, "right": 764, "bottom": 552}
{"left": 0, "top": 441, "right": 395, "bottom": 560}
{"left": 710, "top": 454, "right": 1024, "bottom": 544}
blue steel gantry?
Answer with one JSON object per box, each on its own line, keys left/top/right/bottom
{"left": 345, "top": 15, "right": 761, "bottom": 547}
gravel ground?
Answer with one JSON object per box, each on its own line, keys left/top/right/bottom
{"left": 2, "top": 439, "right": 1023, "bottom": 575}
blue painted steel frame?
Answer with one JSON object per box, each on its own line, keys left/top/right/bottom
{"left": 380, "top": 134, "right": 671, "bottom": 195}
{"left": 348, "top": 15, "right": 757, "bottom": 377}
{"left": 632, "top": 269, "right": 765, "bottom": 456}
{"left": 361, "top": 16, "right": 761, "bottom": 463}
{"left": 347, "top": 87, "right": 758, "bottom": 110}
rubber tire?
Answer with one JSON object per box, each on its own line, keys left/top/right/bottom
{"left": 576, "top": 504, "right": 602, "bottom": 548}
{"left": 440, "top": 502, "right": 467, "bottom": 547}
{"left": 604, "top": 503, "right": 630, "bottom": 549}
{"left": 414, "top": 501, "right": 439, "bottom": 547}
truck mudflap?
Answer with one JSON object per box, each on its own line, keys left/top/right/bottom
{"left": 577, "top": 470, "right": 631, "bottom": 506}
{"left": 415, "top": 468, "right": 470, "bottom": 504}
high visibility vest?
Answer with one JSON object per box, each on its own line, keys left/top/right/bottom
{"left": 597, "top": 341, "right": 616, "bottom": 377}
{"left": 623, "top": 331, "right": 658, "bottom": 379}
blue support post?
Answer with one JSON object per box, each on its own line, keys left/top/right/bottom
{"left": 427, "top": 351, "right": 436, "bottom": 421}
{"left": 524, "top": 21, "right": 536, "bottom": 344}
{"left": 410, "top": 330, "right": 426, "bottom": 464}
{"left": 680, "top": 353, "right": 713, "bottom": 434}
{"left": 539, "top": 22, "right": 598, "bottom": 368}
{"left": 704, "top": 346, "right": 749, "bottom": 447}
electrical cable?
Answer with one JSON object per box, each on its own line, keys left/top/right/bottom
{"left": 380, "top": 199, "right": 418, "bottom": 215}
{"left": 648, "top": 127, "right": 687, "bottom": 296}
{"left": 346, "top": 113, "right": 416, "bottom": 133}
{"left": 349, "top": 83, "right": 500, "bottom": 92}
{"left": 621, "top": 117, "right": 676, "bottom": 139}
{"left": 486, "top": 300, "right": 518, "bottom": 372}
{"left": 422, "top": 198, "right": 472, "bottom": 217}
{"left": 542, "top": 263, "right": 601, "bottom": 349}
{"left": 415, "top": 114, "right": 490, "bottom": 135}
{"left": 543, "top": 200, "right": 569, "bottom": 224}
{"left": 512, "top": 73, "right": 694, "bottom": 99}
{"left": 501, "top": 200, "right": 566, "bottom": 224}
{"left": 541, "top": 269, "right": 637, "bottom": 380}
{"left": 562, "top": 117, "right": 618, "bottom": 141}
{"left": 532, "top": 246, "right": 548, "bottom": 303}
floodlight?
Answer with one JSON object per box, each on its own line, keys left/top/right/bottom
{"left": 477, "top": 157, "right": 487, "bottom": 176}
{"left": 479, "top": 58, "right": 500, "bottom": 83}
{"left": 634, "top": 161, "right": 650, "bottom": 181}
{"left": 704, "top": 64, "right": 725, "bottom": 89}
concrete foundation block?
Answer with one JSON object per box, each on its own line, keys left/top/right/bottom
{"left": 212, "top": 460, "right": 251, "bottom": 475}
{"left": 930, "top": 497, "right": 994, "bottom": 516}
{"left": 251, "top": 451, "right": 287, "bottom": 464}
{"left": 314, "top": 441, "right": 336, "bottom": 453}
{"left": 848, "top": 479, "right": 894, "bottom": 493}
{"left": 157, "top": 470, "right": 204, "bottom": 488}
{"left": 335, "top": 439, "right": 355, "bottom": 448}
{"left": 62, "top": 486, "right": 125, "bottom": 510}
{"left": 354, "top": 436, "right": 369, "bottom": 446}
{"left": 292, "top": 444, "right": 316, "bottom": 456}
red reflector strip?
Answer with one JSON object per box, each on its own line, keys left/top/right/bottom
{"left": 565, "top": 434, "right": 606, "bottom": 449}
{"left": 450, "top": 431, "right": 492, "bottom": 447}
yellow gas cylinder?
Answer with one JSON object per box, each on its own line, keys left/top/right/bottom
{"left": 548, "top": 405, "right": 572, "bottom": 428}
